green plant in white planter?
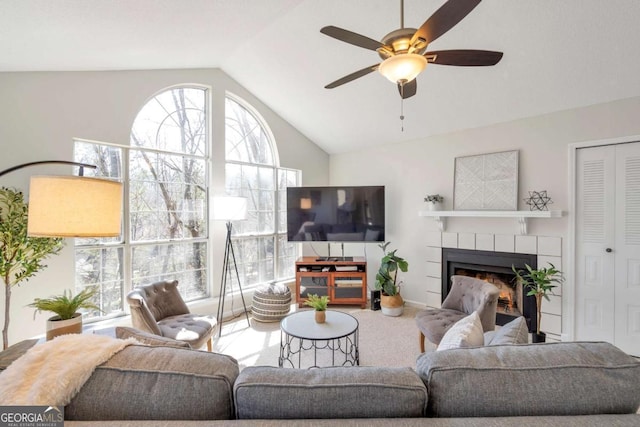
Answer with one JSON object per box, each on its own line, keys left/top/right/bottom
{"left": 0, "top": 187, "right": 64, "bottom": 349}
{"left": 424, "top": 194, "right": 444, "bottom": 210}
{"left": 28, "top": 287, "right": 100, "bottom": 340}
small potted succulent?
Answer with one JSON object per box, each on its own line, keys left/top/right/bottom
{"left": 424, "top": 194, "right": 444, "bottom": 211}
{"left": 304, "top": 294, "right": 330, "bottom": 323}
{"left": 28, "top": 287, "right": 101, "bottom": 340}
{"left": 512, "top": 263, "right": 563, "bottom": 343}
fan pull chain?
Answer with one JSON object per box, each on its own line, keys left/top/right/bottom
{"left": 400, "top": 93, "right": 405, "bottom": 132}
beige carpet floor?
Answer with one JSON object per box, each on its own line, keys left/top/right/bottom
{"left": 212, "top": 304, "right": 435, "bottom": 370}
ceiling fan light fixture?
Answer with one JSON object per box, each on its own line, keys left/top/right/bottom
{"left": 378, "top": 53, "right": 427, "bottom": 84}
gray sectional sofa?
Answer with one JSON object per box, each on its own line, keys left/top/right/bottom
{"left": 2, "top": 339, "right": 640, "bottom": 426}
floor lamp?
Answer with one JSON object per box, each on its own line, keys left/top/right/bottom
{"left": 0, "top": 160, "right": 122, "bottom": 237}
{"left": 1, "top": 160, "right": 122, "bottom": 349}
{"left": 214, "top": 196, "right": 251, "bottom": 337}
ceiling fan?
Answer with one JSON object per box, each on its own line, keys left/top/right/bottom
{"left": 321, "top": 0, "right": 503, "bottom": 99}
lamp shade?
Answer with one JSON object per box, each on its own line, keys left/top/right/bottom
{"left": 213, "top": 196, "right": 248, "bottom": 221}
{"left": 378, "top": 53, "right": 427, "bottom": 83}
{"left": 27, "top": 176, "right": 123, "bottom": 237}
{"left": 300, "top": 198, "right": 312, "bottom": 210}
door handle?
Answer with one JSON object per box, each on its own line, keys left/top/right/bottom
{"left": 605, "top": 248, "right": 613, "bottom": 253}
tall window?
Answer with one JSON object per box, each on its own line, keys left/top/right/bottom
{"left": 225, "top": 94, "right": 300, "bottom": 288}
{"left": 75, "top": 86, "right": 209, "bottom": 319}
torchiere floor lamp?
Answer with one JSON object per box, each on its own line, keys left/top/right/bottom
{"left": 213, "top": 196, "right": 251, "bottom": 337}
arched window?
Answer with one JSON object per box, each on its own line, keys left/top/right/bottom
{"left": 75, "top": 86, "right": 210, "bottom": 318}
{"left": 225, "top": 94, "right": 300, "bottom": 288}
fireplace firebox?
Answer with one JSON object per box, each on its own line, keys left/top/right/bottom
{"left": 441, "top": 248, "right": 537, "bottom": 332}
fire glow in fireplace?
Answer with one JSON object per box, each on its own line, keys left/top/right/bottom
{"left": 441, "top": 248, "right": 537, "bottom": 332}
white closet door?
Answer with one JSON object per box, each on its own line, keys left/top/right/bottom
{"left": 614, "top": 143, "right": 640, "bottom": 356}
{"left": 575, "top": 146, "right": 616, "bottom": 343}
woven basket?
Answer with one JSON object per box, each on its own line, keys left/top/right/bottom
{"left": 251, "top": 284, "right": 292, "bottom": 322}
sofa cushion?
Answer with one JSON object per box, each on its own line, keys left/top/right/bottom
{"left": 416, "top": 341, "right": 640, "bottom": 417}
{"left": 65, "top": 344, "right": 239, "bottom": 421}
{"left": 234, "top": 366, "right": 427, "bottom": 419}
{"left": 485, "top": 316, "right": 529, "bottom": 346}
{"left": 437, "top": 311, "right": 484, "bottom": 351}
{"left": 115, "top": 326, "right": 192, "bottom": 348}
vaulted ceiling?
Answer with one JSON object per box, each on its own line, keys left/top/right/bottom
{"left": 2, "top": 0, "right": 640, "bottom": 154}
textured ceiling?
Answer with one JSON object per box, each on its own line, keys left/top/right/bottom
{"left": 2, "top": 0, "right": 640, "bottom": 154}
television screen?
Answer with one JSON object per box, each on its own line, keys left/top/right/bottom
{"left": 286, "top": 186, "right": 385, "bottom": 242}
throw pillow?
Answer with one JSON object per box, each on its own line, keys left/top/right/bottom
{"left": 437, "top": 311, "right": 484, "bottom": 351}
{"left": 115, "top": 327, "right": 191, "bottom": 349}
{"left": 486, "top": 316, "right": 529, "bottom": 345}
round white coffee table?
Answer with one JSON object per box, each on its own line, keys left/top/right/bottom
{"left": 279, "top": 310, "right": 359, "bottom": 368}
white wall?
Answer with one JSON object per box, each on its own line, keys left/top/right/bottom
{"left": 0, "top": 68, "right": 329, "bottom": 346}
{"left": 329, "top": 96, "right": 640, "bottom": 338}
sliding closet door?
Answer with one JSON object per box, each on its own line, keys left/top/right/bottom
{"left": 575, "top": 141, "right": 640, "bottom": 356}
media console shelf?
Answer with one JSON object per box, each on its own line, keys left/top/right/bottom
{"left": 418, "top": 210, "right": 564, "bottom": 235}
{"left": 295, "top": 257, "right": 367, "bottom": 309}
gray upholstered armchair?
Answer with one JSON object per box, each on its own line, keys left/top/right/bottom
{"left": 126, "top": 280, "right": 217, "bottom": 351}
{"left": 415, "top": 275, "right": 500, "bottom": 352}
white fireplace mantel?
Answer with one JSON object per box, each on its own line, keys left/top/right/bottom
{"left": 418, "top": 210, "right": 564, "bottom": 235}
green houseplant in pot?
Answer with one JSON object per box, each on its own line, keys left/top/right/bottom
{"left": 0, "top": 187, "right": 64, "bottom": 349}
{"left": 375, "top": 242, "right": 409, "bottom": 317}
{"left": 304, "top": 293, "right": 329, "bottom": 323}
{"left": 512, "top": 263, "right": 563, "bottom": 343}
{"left": 28, "top": 287, "right": 100, "bottom": 340}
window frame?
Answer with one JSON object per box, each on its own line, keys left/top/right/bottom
{"left": 74, "top": 85, "right": 211, "bottom": 321}
{"left": 224, "top": 93, "right": 300, "bottom": 289}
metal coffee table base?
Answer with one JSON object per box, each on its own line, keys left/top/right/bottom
{"left": 278, "top": 310, "right": 359, "bottom": 368}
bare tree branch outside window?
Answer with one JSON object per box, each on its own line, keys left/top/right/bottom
{"left": 74, "top": 87, "right": 209, "bottom": 319}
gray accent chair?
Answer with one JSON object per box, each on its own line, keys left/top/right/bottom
{"left": 415, "top": 275, "right": 500, "bottom": 351}
{"left": 126, "top": 280, "right": 217, "bottom": 351}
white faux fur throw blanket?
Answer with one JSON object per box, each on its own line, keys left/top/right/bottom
{"left": 0, "top": 333, "right": 136, "bottom": 406}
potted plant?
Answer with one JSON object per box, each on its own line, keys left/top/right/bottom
{"left": 375, "top": 242, "right": 409, "bottom": 317}
{"left": 0, "top": 187, "right": 64, "bottom": 349}
{"left": 304, "top": 294, "right": 330, "bottom": 323}
{"left": 28, "top": 287, "right": 100, "bottom": 340}
{"left": 512, "top": 263, "right": 563, "bottom": 343}
{"left": 424, "top": 194, "right": 444, "bottom": 211}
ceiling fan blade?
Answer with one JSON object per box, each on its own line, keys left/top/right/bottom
{"left": 397, "top": 79, "right": 417, "bottom": 99}
{"left": 410, "top": 0, "right": 482, "bottom": 46}
{"left": 426, "top": 49, "right": 503, "bottom": 66}
{"left": 321, "top": 26, "right": 385, "bottom": 51}
{"left": 325, "top": 64, "right": 380, "bottom": 89}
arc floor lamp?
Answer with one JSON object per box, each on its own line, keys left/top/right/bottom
{"left": 0, "top": 160, "right": 122, "bottom": 237}
{"left": 1, "top": 160, "right": 122, "bottom": 349}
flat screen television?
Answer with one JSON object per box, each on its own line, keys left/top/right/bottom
{"left": 286, "top": 185, "right": 385, "bottom": 243}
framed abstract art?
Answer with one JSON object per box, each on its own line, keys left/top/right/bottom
{"left": 453, "top": 150, "right": 519, "bottom": 210}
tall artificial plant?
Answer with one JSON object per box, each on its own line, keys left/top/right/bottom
{"left": 512, "top": 263, "right": 563, "bottom": 336}
{"left": 0, "top": 187, "right": 64, "bottom": 350}
{"left": 375, "top": 242, "right": 409, "bottom": 296}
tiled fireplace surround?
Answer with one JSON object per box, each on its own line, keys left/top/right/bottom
{"left": 424, "top": 231, "right": 563, "bottom": 341}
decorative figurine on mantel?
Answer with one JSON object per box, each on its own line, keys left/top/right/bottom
{"left": 524, "top": 190, "right": 553, "bottom": 211}
{"left": 424, "top": 194, "right": 444, "bottom": 211}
